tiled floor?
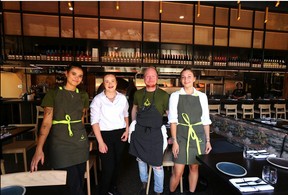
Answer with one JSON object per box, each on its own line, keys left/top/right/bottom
{"left": 2, "top": 134, "right": 242, "bottom": 195}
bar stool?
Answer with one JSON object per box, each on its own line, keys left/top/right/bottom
{"left": 240, "top": 104, "right": 254, "bottom": 119}
{"left": 146, "top": 148, "right": 183, "bottom": 195}
{"left": 257, "top": 104, "right": 271, "bottom": 118}
{"left": 209, "top": 104, "right": 221, "bottom": 115}
{"left": 273, "top": 104, "right": 286, "bottom": 119}
{"left": 224, "top": 104, "right": 237, "bottom": 118}
{"left": 1, "top": 159, "right": 5, "bottom": 174}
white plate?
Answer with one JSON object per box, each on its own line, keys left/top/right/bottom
{"left": 267, "top": 157, "right": 288, "bottom": 170}
{"left": 216, "top": 162, "right": 247, "bottom": 177}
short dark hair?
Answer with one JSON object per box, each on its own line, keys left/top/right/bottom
{"left": 66, "top": 62, "right": 83, "bottom": 72}
{"left": 180, "top": 67, "right": 198, "bottom": 77}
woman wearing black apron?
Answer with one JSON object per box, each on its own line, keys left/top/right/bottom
{"left": 168, "top": 68, "right": 212, "bottom": 195}
{"left": 30, "top": 64, "right": 89, "bottom": 195}
{"left": 129, "top": 67, "right": 169, "bottom": 195}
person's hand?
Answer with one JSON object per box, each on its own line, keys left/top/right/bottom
{"left": 98, "top": 142, "right": 108, "bottom": 153}
{"left": 172, "top": 142, "right": 179, "bottom": 158}
{"left": 30, "top": 149, "right": 45, "bottom": 172}
{"left": 205, "top": 142, "right": 212, "bottom": 154}
{"left": 121, "top": 130, "right": 128, "bottom": 142}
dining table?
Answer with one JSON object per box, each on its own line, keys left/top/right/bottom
{"left": 196, "top": 152, "right": 288, "bottom": 195}
{"left": 1, "top": 125, "right": 35, "bottom": 171}
{"left": 1, "top": 126, "right": 35, "bottom": 142}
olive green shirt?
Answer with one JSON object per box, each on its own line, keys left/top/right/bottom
{"left": 133, "top": 87, "right": 169, "bottom": 115}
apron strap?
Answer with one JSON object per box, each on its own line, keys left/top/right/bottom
{"left": 178, "top": 113, "right": 203, "bottom": 164}
{"left": 52, "top": 114, "right": 82, "bottom": 137}
{"left": 59, "top": 86, "right": 79, "bottom": 93}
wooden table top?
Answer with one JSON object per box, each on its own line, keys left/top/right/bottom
{"left": 1, "top": 126, "right": 35, "bottom": 142}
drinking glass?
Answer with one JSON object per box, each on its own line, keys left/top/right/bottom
{"left": 243, "top": 146, "right": 253, "bottom": 159}
{"left": 262, "top": 166, "right": 277, "bottom": 184}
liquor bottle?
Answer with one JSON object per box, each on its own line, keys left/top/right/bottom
{"left": 76, "top": 50, "right": 80, "bottom": 61}
{"left": 7, "top": 49, "right": 15, "bottom": 60}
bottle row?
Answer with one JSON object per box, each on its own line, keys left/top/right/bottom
{"left": 6, "top": 48, "right": 99, "bottom": 62}
{"left": 5, "top": 49, "right": 287, "bottom": 69}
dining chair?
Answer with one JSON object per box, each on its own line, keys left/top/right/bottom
{"left": 36, "top": 105, "right": 44, "bottom": 121}
{"left": 224, "top": 104, "right": 238, "bottom": 119}
{"left": 273, "top": 104, "right": 286, "bottom": 119}
{"left": 2, "top": 106, "right": 43, "bottom": 172}
{"left": 85, "top": 141, "right": 98, "bottom": 195}
{"left": 257, "top": 104, "right": 271, "bottom": 118}
{"left": 208, "top": 104, "right": 221, "bottom": 115}
{"left": 1, "top": 159, "right": 5, "bottom": 174}
{"left": 240, "top": 104, "right": 254, "bottom": 119}
{"left": 0, "top": 170, "right": 67, "bottom": 187}
{"left": 146, "top": 147, "right": 183, "bottom": 195}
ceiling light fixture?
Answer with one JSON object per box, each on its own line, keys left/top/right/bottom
{"left": 275, "top": 1, "right": 280, "bottom": 7}
{"left": 116, "top": 1, "right": 120, "bottom": 10}
{"left": 264, "top": 6, "right": 269, "bottom": 23}
{"left": 197, "top": 1, "right": 200, "bottom": 17}
{"left": 160, "top": 0, "right": 163, "bottom": 14}
{"left": 237, "top": 3, "right": 241, "bottom": 21}
{"left": 179, "top": 15, "right": 184, "bottom": 19}
{"left": 68, "top": 2, "right": 73, "bottom": 11}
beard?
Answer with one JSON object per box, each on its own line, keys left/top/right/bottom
{"left": 146, "top": 83, "right": 156, "bottom": 88}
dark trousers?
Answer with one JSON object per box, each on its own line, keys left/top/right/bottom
{"left": 99, "top": 129, "right": 125, "bottom": 195}
{"left": 58, "top": 162, "right": 86, "bottom": 195}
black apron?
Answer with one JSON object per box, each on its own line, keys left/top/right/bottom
{"left": 129, "top": 90, "right": 164, "bottom": 166}
{"left": 48, "top": 87, "right": 89, "bottom": 169}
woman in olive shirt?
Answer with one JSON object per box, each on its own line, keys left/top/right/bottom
{"left": 30, "top": 64, "right": 89, "bottom": 195}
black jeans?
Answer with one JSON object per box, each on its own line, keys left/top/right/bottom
{"left": 58, "top": 162, "right": 86, "bottom": 195}
{"left": 99, "top": 128, "right": 126, "bottom": 195}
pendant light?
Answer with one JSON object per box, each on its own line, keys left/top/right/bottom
{"left": 197, "top": 1, "right": 200, "bottom": 17}
{"left": 237, "top": 3, "right": 241, "bottom": 21}
{"left": 275, "top": 1, "right": 280, "bottom": 7}
{"left": 264, "top": 7, "right": 269, "bottom": 23}
{"left": 68, "top": 1, "right": 73, "bottom": 11}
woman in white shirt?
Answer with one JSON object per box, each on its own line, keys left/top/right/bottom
{"left": 168, "top": 68, "right": 212, "bottom": 195}
{"left": 90, "top": 74, "right": 129, "bottom": 195}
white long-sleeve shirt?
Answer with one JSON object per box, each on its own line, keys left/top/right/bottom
{"left": 90, "top": 91, "right": 129, "bottom": 131}
{"left": 168, "top": 87, "right": 212, "bottom": 125}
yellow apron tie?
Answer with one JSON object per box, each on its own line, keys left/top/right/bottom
{"left": 178, "top": 113, "right": 203, "bottom": 164}
{"left": 52, "top": 114, "right": 82, "bottom": 137}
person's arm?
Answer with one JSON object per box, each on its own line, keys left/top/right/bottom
{"left": 131, "top": 104, "right": 138, "bottom": 121}
{"left": 204, "top": 125, "right": 212, "bottom": 154}
{"left": 121, "top": 98, "right": 130, "bottom": 141}
{"left": 92, "top": 123, "right": 108, "bottom": 153}
{"left": 30, "top": 107, "right": 53, "bottom": 172}
{"left": 121, "top": 117, "right": 129, "bottom": 142}
{"left": 170, "top": 123, "right": 179, "bottom": 158}
{"left": 82, "top": 108, "right": 87, "bottom": 124}
{"left": 168, "top": 92, "right": 180, "bottom": 158}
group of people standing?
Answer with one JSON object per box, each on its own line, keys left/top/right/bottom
{"left": 30, "top": 64, "right": 212, "bottom": 195}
